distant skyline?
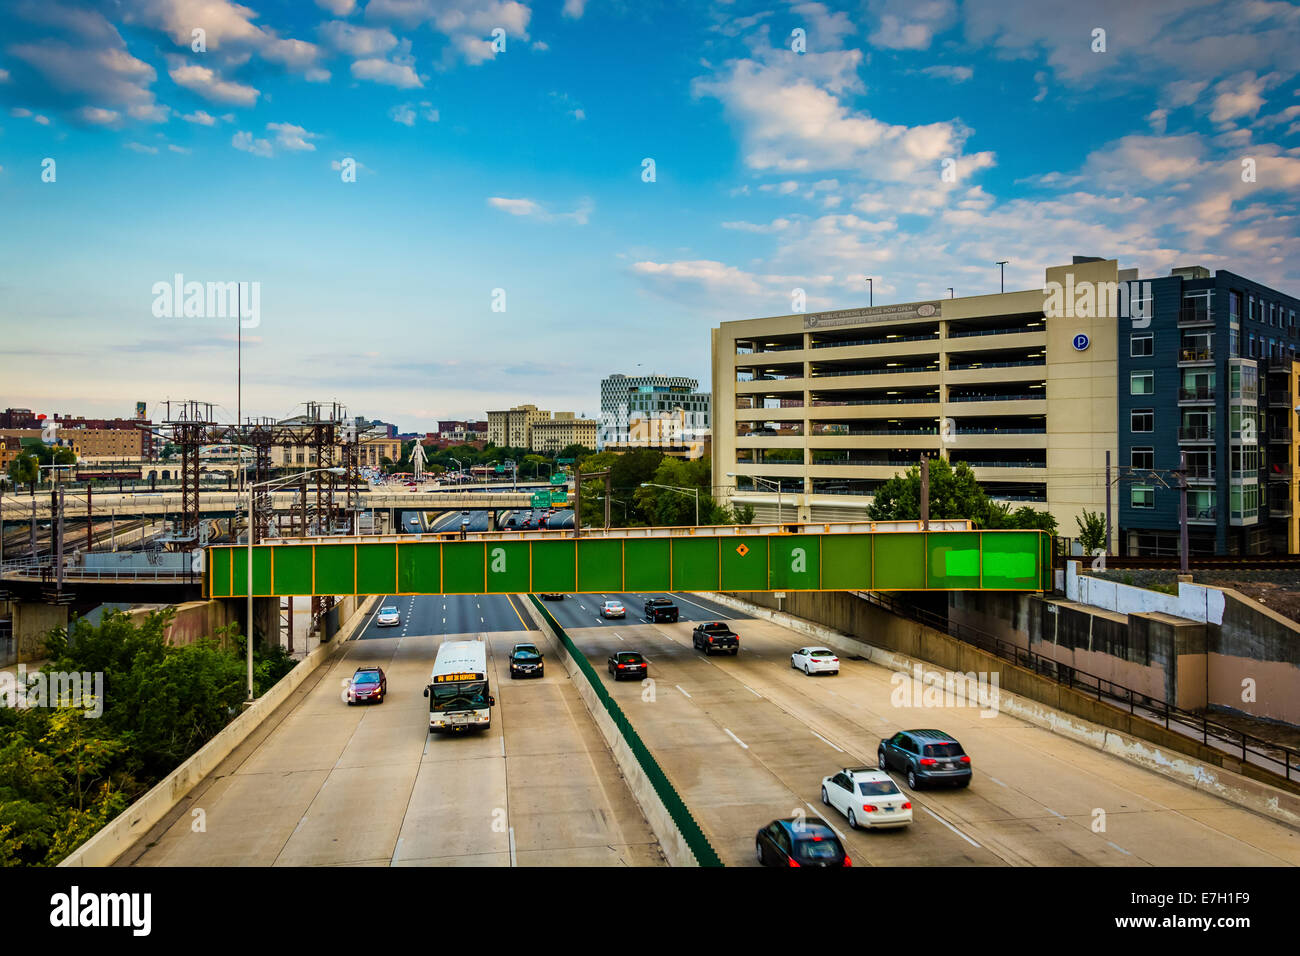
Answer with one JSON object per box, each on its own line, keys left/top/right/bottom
{"left": 2, "top": 0, "right": 1298, "bottom": 431}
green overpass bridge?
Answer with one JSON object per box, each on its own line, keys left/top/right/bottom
{"left": 204, "top": 528, "right": 1051, "bottom": 597}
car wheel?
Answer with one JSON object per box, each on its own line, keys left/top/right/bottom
{"left": 821, "top": 786, "right": 829, "bottom": 806}
{"left": 755, "top": 841, "right": 765, "bottom": 866}
{"left": 957, "top": 779, "right": 971, "bottom": 789}
{"left": 847, "top": 808, "right": 858, "bottom": 830}
{"left": 791, "top": 657, "right": 796, "bottom": 669}
{"left": 907, "top": 767, "right": 918, "bottom": 789}
{"left": 731, "top": 648, "right": 738, "bottom": 656}
{"left": 878, "top": 748, "right": 887, "bottom": 770}
{"left": 804, "top": 664, "right": 810, "bottom": 674}
{"left": 510, "top": 672, "right": 517, "bottom": 680}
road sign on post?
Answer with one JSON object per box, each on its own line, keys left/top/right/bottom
{"left": 531, "top": 492, "right": 550, "bottom": 507}
{"left": 550, "top": 473, "right": 566, "bottom": 485}
{"left": 557, "top": 458, "right": 575, "bottom": 465}
{"left": 550, "top": 490, "right": 568, "bottom": 505}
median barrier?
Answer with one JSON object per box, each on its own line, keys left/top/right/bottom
{"left": 521, "top": 594, "right": 723, "bottom": 867}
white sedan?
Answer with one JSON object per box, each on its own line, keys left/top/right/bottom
{"left": 791, "top": 647, "right": 840, "bottom": 675}
{"left": 601, "top": 600, "right": 626, "bottom": 619}
{"left": 376, "top": 606, "right": 401, "bottom": 627}
{"left": 821, "top": 767, "right": 913, "bottom": 829}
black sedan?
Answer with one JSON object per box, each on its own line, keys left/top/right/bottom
{"left": 607, "top": 651, "right": 648, "bottom": 681}
{"left": 755, "top": 818, "right": 851, "bottom": 868}
{"left": 509, "top": 642, "right": 545, "bottom": 679}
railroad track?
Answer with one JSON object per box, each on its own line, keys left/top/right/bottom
{"left": 1060, "top": 554, "right": 1300, "bottom": 572}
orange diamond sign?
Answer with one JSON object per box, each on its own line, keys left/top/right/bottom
{"left": 735, "top": 543, "right": 749, "bottom": 557}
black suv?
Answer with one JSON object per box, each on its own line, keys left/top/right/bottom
{"left": 878, "top": 729, "right": 972, "bottom": 789}
{"left": 692, "top": 622, "right": 739, "bottom": 655}
{"left": 755, "top": 818, "right": 851, "bottom": 868}
{"left": 644, "top": 597, "right": 679, "bottom": 623}
{"left": 509, "top": 642, "right": 544, "bottom": 679}
{"left": 608, "top": 651, "right": 648, "bottom": 681}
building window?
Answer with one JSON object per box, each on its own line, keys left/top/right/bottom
{"left": 1130, "top": 371, "right": 1154, "bottom": 395}
{"left": 1229, "top": 291, "right": 1241, "bottom": 324}
{"left": 1130, "top": 332, "right": 1153, "bottom": 357}
{"left": 1131, "top": 408, "right": 1154, "bottom": 432}
{"left": 1131, "top": 485, "right": 1155, "bottom": 509}
{"left": 1131, "top": 447, "right": 1154, "bottom": 471}
{"left": 1230, "top": 329, "right": 1239, "bottom": 357}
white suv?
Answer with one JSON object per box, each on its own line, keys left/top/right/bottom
{"left": 820, "top": 767, "right": 912, "bottom": 829}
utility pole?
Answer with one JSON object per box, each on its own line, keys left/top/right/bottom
{"left": 1177, "top": 450, "right": 1189, "bottom": 574}
{"left": 865, "top": 277, "right": 873, "bottom": 307}
{"left": 996, "top": 260, "right": 1008, "bottom": 293}
{"left": 54, "top": 486, "right": 64, "bottom": 594}
{"left": 86, "top": 483, "right": 93, "bottom": 551}
{"left": 920, "top": 455, "right": 930, "bottom": 531}
{"left": 1104, "top": 450, "right": 1111, "bottom": 555}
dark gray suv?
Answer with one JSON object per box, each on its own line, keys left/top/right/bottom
{"left": 878, "top": 729, "right": 972, "bottom": 789}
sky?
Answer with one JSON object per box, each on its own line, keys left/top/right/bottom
{"left": 1, "top": 0, "right": 1298, "bottom": 432}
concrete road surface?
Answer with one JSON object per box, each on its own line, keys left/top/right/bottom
{"left": 120, "top": 594, "right": 662, "bottom": 867}
{"left": 555, "top": 592, "right": 1300, "bottom": 867}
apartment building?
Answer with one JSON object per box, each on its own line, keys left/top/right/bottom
{"left": 530, "top": 412, "right": 599, "bottom": 454}
{"left": 487, "top": 404, "right": 549, "bottom": 448}
{"left": 1116, "top": 267, "right": 1299, "bottom": 556}
{"left": 598, "top": 373, "right": 711, "bottom": 449}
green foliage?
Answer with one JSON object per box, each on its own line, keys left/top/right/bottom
{"left": 1076, "top": 508, "right": 1108, "bottom": 554}
{"left": 0, "top": 609, "right": 299, "bottom": 865}
{"left": 7, "top": 453, "right": 39, "bottom": 491}
{"left": 866, "top": 458, "right": 1058, "bottom": 534}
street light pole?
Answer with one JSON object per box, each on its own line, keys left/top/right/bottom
{"left": 640, "top": 482, "right": 700, "bottom": 526}
{"left": 726, "top": 473, "right": 783, "bottom": 526}
{"left": 996, "top": 260, "right": 1009, "bottom": 294}
{"left": 865, "top": 277, "right": 873, "bottom": 307}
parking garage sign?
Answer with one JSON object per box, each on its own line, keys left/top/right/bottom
{"left": 1072, "top": 332, "right": 1090, "bottom": 351}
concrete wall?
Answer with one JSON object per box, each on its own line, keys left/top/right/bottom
{"left": 1066, "top": 560, "right": 1227, "bottom": 623}
{"left": 126, "top": 599, "right": 241, "bottom": 649}
{"left": 949, "top": 590, "right": 1033, "bottom": 648}
{"left": 12, "top": 601, "right": 68, "bottom": 663}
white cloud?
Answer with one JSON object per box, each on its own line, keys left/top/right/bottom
{"left": 0, "top": 69, "right": 9, "bottom": 83}
{"left": 1147, "top": 108, "right": 1169, "bottom": 134}
{"left": 169, "top": 61, "right": 260, "bottom": 106}
{"left": 232, "top": 130, "right": 273, "bottom": 157}
{"left": 487, "top": 196, "right": 593, "bottom": 224}
{"left": 124, "top": 141, "right": 158, "bottom": 153}
{"left": 319, "top": 21, "right": 398, "bottom": 57}
{"left": 267, "top": 121, "right": 319, "bottom": 151}
{"left": 78, "top": 106, "right": 120, "bottom": 125}
{"left": 1208, "top": 72, "right": 1274, "bottom": 125}
{"left": 389, "top": 103, "right": 416, "bottom": 126}
{"left": 168, "top": 144, "right": 190, "bottom": 153}
{"left": 866, "top": 0, "right": 956, "bottom": 50}
{"left": 181, "top": 110, "right": 217, "bottom": 125}
{"left": 363, "top": 0, "right": 531, "bottom": 65}
{"left": 562, "top": 0, "right": 586, "bottom": 17}
{"left": 920, "top": 65, "right": 973, "bottom": 82}
{"left": 315, "top": 0, "right": 356, "bottom": 14}
{"left": 351, "top": 58, "right": 423, "bottom": 88}
{"left": 123, "top": 0, "right": 325, "bottom": 77}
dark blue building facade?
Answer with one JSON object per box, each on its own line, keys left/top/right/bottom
{"left": 1117, "top": 267, "right": 1298, "bottom": 556}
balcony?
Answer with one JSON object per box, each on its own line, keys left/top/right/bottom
{"left": 1178, "top": 425, "right": 1215, "bottom": 442}
{"left": 1184, "top": 465, "right": 1216, "bottom": 482}
{"left": 1178, "top": 307, "right": 1214, "bottom": 326}
{"left": 1267, "top": 463, "right": 1292, "bottom": 481}
{"left": 1178, "top": 386, "right": 1216, "bottom": 402}
{"left": 1267, "top": 492, "right": 1293, "bottom": 517}
{"left": 1268, "top": 390, "right": 1294, "bottom": 408}
{"left": 1188, "top": 507, "right": 1218, "bottom": 524}
{"left": 1269, "top": 427, "right": 1292, "bottom": 444}
{"left": 1178, "top": 347, "right": 1214, "bottom": 364}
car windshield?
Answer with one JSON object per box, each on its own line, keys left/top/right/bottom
{"left": 513, "top": 647, "right": 540, "bottom": 659}
{"left": 923, "top": 742, "right": 965, "bottom": 758}
{"left": 354, "top": 672, "right": 380, "bottom": 685}
{"left": 381, "top": 607, "right": 397, "bottom": 614}
{"left": 793, "top": 835, "right": 842, "bottom": 861}
{"left": 858, "top": 780, "right": 900, "bottom": 796}
{"left": 431, "top": 681, "right": 488, "bottom": 710}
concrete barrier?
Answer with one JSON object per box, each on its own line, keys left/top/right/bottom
{"left": 59, "top": 594, "right": 379, "bottom": 867}
{"left": 517, "top": 595, "right": 701, "bottom": 866}
{"left": 700, "top": 591, "right": 1300, "bottom": 831}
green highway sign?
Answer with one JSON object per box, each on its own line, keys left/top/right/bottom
{"left": 206, "top": 529, "right": 1051, "bottom": 598}
{"left": 550, "top": 490, "right": 568, "bottom": 505}
{"left": 494, "top": 465, "right": 505, "bottom": 474}
{"left": 531, "top": 492, "right": 550, "bottom": 507}
{"left": 556, "top": 458, "right": 575, "bottom": 465}
{"left": 550, "top": 473, "right": 566, "bottom": 485}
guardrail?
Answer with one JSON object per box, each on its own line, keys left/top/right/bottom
{"left": 528, "top": 595, "right": 723, "bottom": 866}
{"left": 860, "top": 590, "right": 1300, "bottom": 784}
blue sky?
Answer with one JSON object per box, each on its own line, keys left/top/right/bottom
{"left": 1, "top": 0, "right": 1298, "bottom": 431}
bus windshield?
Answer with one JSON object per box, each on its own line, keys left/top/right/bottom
{"left": 431, "top": 680, "right": 489, "bottom": 711}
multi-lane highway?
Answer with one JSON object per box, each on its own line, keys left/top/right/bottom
{"left": 545, "top": 592, "right": 1300, "bottom": 867}
{"left": 120, "top": 593, "right": 662, "bottom": 867}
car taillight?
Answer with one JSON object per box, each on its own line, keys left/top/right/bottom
{"left": 617, "top": 664, "right": 625, "bottom": 668}
{"left": 862, "top": 804, "right": 878, "bottom": 812}
{"left": 920, "top": 758, "right": 937, "bottom": 766}
{"left": 902, "top": 802, "right": 912, "bottom": 809}
{"left": 787, "top": 857, "right": 800, "bottom": 867}
{"left": 959, "top": 755, "right": 971, "bottom": 763}
{"left": 708, "top": 637, "right": 714, "bottom": 642}
{"left": 842, "top": 856, "right": 852, "bottom": 867}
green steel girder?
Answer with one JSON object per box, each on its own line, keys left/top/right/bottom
{"left": 205, "top": 530, "right": 1051, "bottom": 597}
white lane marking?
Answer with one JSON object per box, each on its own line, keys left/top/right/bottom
{"left": 740, "top": 683, "right": 761, "bottom": 698}
{"left": 501, "top": 737, "right": 506, "bottom": 757}
{"left": 508, "top": 826, "right": 517, "bottom": 867}
{"left": 390, "top": 836, "right": 404, "bottom": 867}
{"left": 921, "top": 807, "right": 981, "bottom": 848}
{"left": 617, "top": 635, "right": 625, "bottom": 641}
{"left": 671, "top": 592, "right": 735, "bottom": 616}
{"left": 1045, "top": 807, "right": 1066, "bottom": 820}
{"left": 811, "top": 731, "right": 844, "bottom": 752}
{"left": 987, "top": 776, "right": 1008, "bottom": 788}
{"left": 676, "top": 684, "right": 692, "bottom": 699}
{"left": 724, "top": 728, "right": 749, "bottom": 749}
{"left": 805, "top": 802, "right": 847, "bottom": 841}
{"left": 1107, "top": 841, "right": 1132, "bottom": 856}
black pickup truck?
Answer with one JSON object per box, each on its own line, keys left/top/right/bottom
{"left": 693, "top": 622, "right": 739, "bottom": 655}
{"left": 644, "top": 597, "right": 679, "bottom": 623}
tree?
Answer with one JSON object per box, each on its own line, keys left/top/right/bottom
{"left": 7, "top": 454, "right": 39, "bottom": 494}
{"left": 1076, "top": 508, "right": 1107, "bottom": 554}
{"left": 866, "top": 458, "right": 990, "bottom": 523}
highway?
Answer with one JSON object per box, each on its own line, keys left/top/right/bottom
{"left": 546, "top": 592, "right": 1300, "bottom": 867}
{"left": 120, "top": 593, "right": 662, "bottom": 866}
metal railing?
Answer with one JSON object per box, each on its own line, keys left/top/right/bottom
{"left": 955, "top": 460, "right": 1047, "bottom": 469}
{"left": 810, "top": 396, "right": 939, "bottom": 406}
{"left": 811, "top": 365, "right": 938, "bottom": 378}
{"left": 1178, "top": 386, "right": 1216, "bottom": 401}
{"left": 949, "top": 393, "right": 1042, "bottom": 403}
{"left": 1178, "top": 307, "right": 1214, "bottom": 325}
{"left": 811, "top": 332, "right": 938, "bottom": 349}
{"left": 858, "top": 590, "right": 1299, "bottom": 784}
{"left": 1178, "top": 425, "right": 1215, "bottom": 441}
{"left": 948, "top": 326, "right": 1042, "bottom": 339}
{"left": 1179, "top": 347, "right": 1214, "bottom": 362}
{"left": 947, "top": 359, "right": 1046, "bottom": 371}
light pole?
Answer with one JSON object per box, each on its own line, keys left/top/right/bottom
{"left": 245, "top": 466, "right": 343, "bottom": 701}
{"left": 865, "top": 277, "right": 873, "bottom": 307}
{"left": 448, "top": 457, "right": 462, "bottom": 482}
{"left": 996, "top": 260, "right": 1008, "bottom": 294}
{"left": 726, "top": 472, "right": 783, "bottom": 526}
{"left": 640, "top": 482, "right": 700, "bottom": 526}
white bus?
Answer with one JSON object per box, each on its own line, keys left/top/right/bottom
{"left": 423, "top": 639, "right": 494, "bottom": 732}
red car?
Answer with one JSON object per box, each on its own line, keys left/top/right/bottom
{"left": 347, "top": 666, "right": 387, "bottom": 704}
